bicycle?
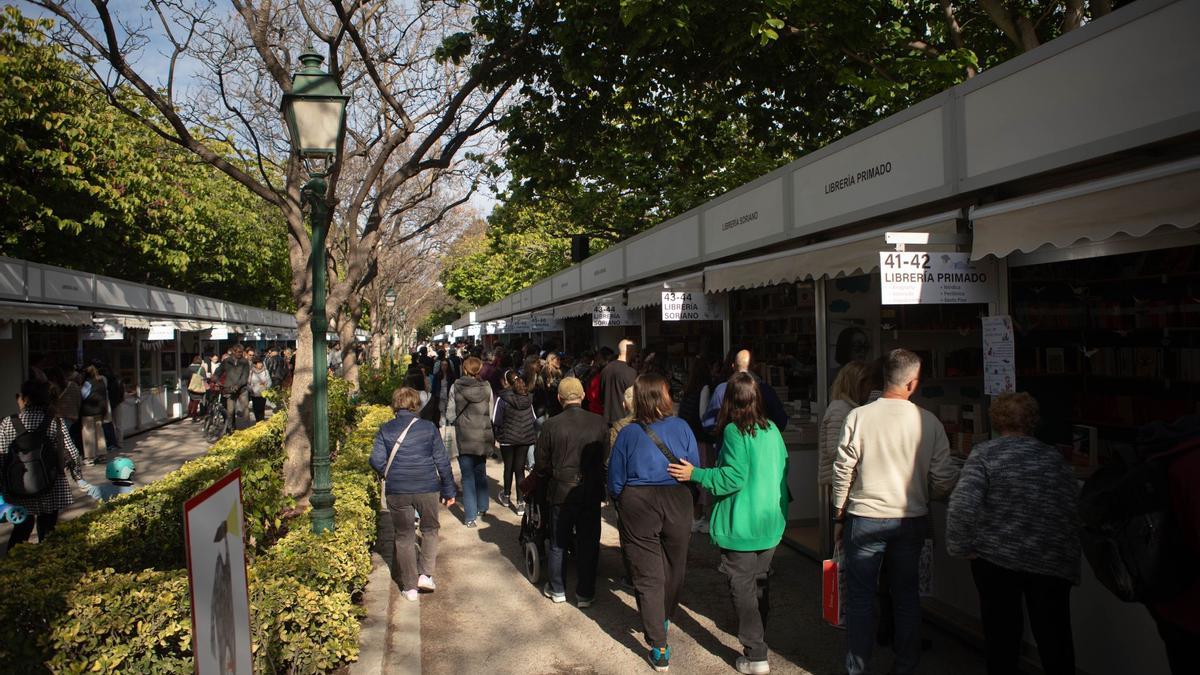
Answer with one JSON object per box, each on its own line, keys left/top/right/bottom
{"left": 202, "top": 387, "right": 230, "bottom": 443}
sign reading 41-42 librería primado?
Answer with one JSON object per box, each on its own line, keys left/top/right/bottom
{"left": 879, "top": 251, "right": 996, "bottom": 305}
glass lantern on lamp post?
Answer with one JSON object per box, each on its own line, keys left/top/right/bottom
{"left": 281, "top": 43, "right": 349, "bottom": 534}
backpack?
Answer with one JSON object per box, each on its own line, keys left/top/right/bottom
{"left": 3, "top": 415, "right": 54, "bottom": 497}
{"left": 1079, "top": 439, "right": 1200, "bottom": 603}
{"left": 79, "top": 379, "right": 107, "bottom": 417}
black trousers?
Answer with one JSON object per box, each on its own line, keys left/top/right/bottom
{"left": 251, "top": 395, "right": 267, "bottom": 422}
{"left": 721, "top": 547, "right": 776, "bottom": 661}
{"left": 7, "top": 510, "right": 59, "bottom": 552}
{"left": 499, "top": 444, "right": 527, "bottom": 497}
{"left": 971, "top": 558, "right": 1075, "bottom": 675}
{"left": 617, "top": 484, "right": 693, "bottom": 649}
{"left": 1151, "top": 609, "right": 1200, "bottom": 675}
{"left": 548, "top": 500, "right": 602, "bottom": 599}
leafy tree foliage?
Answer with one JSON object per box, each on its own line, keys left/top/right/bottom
{"left": 441, "top": 197, "right": 576, "bottom": 306}
{"left": 0, "top": 8, "right": 291, "bottom": 309}
{"left": 450, "top": 0, "right": 1128, "bottom": 304}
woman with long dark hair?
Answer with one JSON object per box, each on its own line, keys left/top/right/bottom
{"left": 494, "top": 369, "right": 537, "bottom": 514}
{"left": 608, "top": 373, "right": 701, "bottom": 672}
{"left": 669, "top": 372, "right": 788, "bottom": 675}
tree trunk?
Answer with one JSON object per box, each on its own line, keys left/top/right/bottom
{"left": 284, "top": 206, "right": 314, "bottom": 502}
{"left": 285, "top": 325, "right": 315, "bottom": 500}
{"left": 339, "top": 316, "right": 361, "bottom": 393}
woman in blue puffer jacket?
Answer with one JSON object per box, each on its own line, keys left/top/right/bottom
{"left": 370, "top": 387, "right": 457, "bottom": 601}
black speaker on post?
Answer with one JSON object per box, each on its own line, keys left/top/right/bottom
{"left": 570, "top": 234, "right": 589, "bottom": 263}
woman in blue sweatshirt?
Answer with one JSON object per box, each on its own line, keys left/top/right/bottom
{"left": 608, "top": 373, "right": 701, "bottom": 673}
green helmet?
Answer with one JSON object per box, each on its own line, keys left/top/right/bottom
{"left": 106, "top": 456, "right": 136, "bottom": 481}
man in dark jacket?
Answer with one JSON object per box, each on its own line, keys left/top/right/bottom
{"left": 216, "top": 345, "right": 250, "bottom": 436}
{"left": 533, "top": 377, "right": 608, "bottom": 606}
{"left": 370, "top": 387, "right": 455, "bottom": 599}
{"left": 600, "top": 340, "right": 639, "bottom": 425}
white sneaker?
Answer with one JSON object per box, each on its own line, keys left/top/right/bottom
{"left": 735, "top": 657, "right": 769, "bottom": 674}
{"left": 697, "top": 520, "right": 709, "bottom": 534}
{"left": 418, "top": 575, "right": 436, "bottom": 592}
{"left": 691, "top": 518, "right": 709, "bottom": 533}
{"left": 402, "top": 589, "right": 419, "bottom": 602}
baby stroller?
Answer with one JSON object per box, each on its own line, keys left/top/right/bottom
{"left": 517, "top": 471, "right": 550, "bottom": 584}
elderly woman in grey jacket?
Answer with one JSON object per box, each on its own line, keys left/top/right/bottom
{"left": 452, "top": 356, "right": 495, "bottom": 528}
{"left": 946, "top": 392, "right": 1080, "bottom": 675}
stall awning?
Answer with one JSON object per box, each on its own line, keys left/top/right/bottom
{"left": 971, "top": 158, "right": 1200, "bottom": 260}
{"left": 705, "top": 211, "right": 960, "bottom": 293}
{"left": 553, "top": 299, "right": 593, "bottom": 319}
{"left": 627, "top": 272, "right": 705, "bottom": 309}
{"left": 0, "top": 301, "right": 94, "bottom": 326}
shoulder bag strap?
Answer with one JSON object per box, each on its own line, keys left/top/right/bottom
{"left": 11, "top": 414, "right": 26, "bottom": 437}
{"left": 639, "top": 422, "right": 681, "bottom": 465}
{"left": 383, "top": 419, "right": 420, "bottom": 479}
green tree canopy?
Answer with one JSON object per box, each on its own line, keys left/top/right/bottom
{"left": 450, "top": 0, "right": 1128, "bottom": 305}
{"left": 0, "top": 7, "right": 291, "bottom": 310}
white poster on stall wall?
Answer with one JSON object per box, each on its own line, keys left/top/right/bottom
{"left": 661, "top": 291, "right": 724, "bottom": 321}
{"left": 592, "top": 304, "right": 639, "bottom": 327}
{"left": 982, "top": 315, "right": 1016, "bottom": 396}
{"left": 879, "top": 251, "right": 996, "bottom": 305}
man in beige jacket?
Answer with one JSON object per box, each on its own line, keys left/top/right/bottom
{"left": 832, "top": 348, "right": 959, "bottom": 675}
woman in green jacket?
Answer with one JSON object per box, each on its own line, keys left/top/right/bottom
{"left": 668, "top": 372, "right": 788, "bottom": 675}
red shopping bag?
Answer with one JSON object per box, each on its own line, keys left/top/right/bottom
{"left": 822, "top": 545, "right": 844, "bottom": 626}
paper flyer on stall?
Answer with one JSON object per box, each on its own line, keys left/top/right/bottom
{"left": 982, "top": 315, "right": 1016, "bottom": 395}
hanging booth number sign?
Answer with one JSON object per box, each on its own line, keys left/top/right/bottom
{"left": 661, "top": 291, "right": 724, "bottom": 321}
{"left": 879, "top": 251, "right": 996, "bottom": 305}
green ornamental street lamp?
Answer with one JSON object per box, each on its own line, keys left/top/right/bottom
{"left": 281, "top": 43, "right": 349, "bottom": 534}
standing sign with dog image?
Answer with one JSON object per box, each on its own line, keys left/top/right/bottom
{"left": 184, "top": 469, "right": 252, "bottom": 674}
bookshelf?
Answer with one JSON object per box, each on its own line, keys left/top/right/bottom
{"left": 1010, "top": 244, "right": 1200, "bottom": 467}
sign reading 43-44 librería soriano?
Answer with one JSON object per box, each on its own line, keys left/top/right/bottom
{"left": 661, "top": 291, "right": 724, "bottom": 321}
{"left": 879, "top": 252, "right": 996, "bottom": 305}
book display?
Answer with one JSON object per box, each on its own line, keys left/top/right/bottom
{"left": 879, "top": 303, "right": 991, "bottom": 458}
{"left": 730, "top": 281, "right": 819, "bottom": 410}
{"left": 1010, "top": 244, "right": 1200, "bottom": 472}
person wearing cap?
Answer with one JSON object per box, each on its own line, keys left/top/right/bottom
{"left": 531, "top": 376, "right": 608, "bottom": 607}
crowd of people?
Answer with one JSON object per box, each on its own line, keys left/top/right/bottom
{"left": 6, "top": 333, "right": 1193, "bottom": 673}
{"left": 375, "top": 338, "right": 1198, "bottom": 675}
{"left": 185, "top": 345, "right": 294, "bottom": 434}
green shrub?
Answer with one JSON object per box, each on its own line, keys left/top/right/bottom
{"left": 356, "top": 360, "right": 408, "bottom": 407}
{"left": 1, "top": 400, "right": 390, "bottom": 674}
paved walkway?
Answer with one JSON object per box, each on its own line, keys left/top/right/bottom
{"left": 0, "top": 409, "right": 264, "bottom": 552}
{"left": 401, "top": 459, "right": 987, "bottom": 675}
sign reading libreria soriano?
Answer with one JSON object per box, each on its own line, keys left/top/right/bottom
{"left": 592, "top": 304, "right": 639, "bottom": 327}
{"left": 879, "top": 252, "right": 997, "bottom": 305}
{"left": 661, "top": 291, "right": 724, "bottom": 321}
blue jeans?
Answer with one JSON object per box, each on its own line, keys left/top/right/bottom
{"left": 842, "top": 515, "right": 928, "bottom": 675}
{"left": 457, "top": 455, "right": 489, "bottom": 521}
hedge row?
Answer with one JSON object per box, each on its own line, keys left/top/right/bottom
{"left": 0, "top": 380, "right": 393, "bottom": 673}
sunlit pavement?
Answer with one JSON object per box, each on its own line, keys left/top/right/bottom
{"left": 0, "top": 408, "right": 266, "bottom": 556}
{"left": 397, "top": 458, "right": 988, "bottom": 675}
